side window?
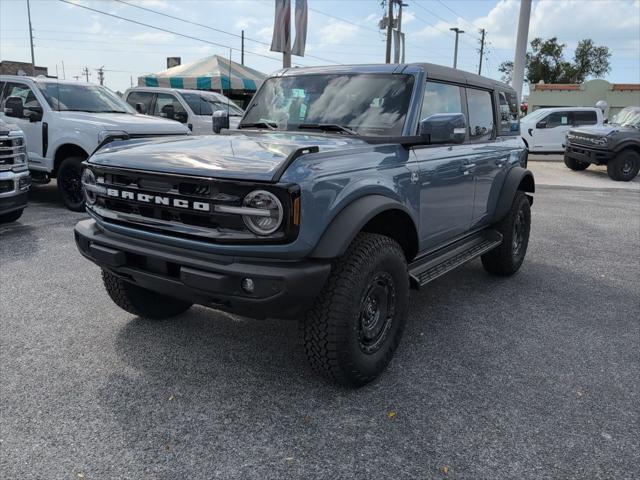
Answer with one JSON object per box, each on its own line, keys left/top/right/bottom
{"left": 573, "top": 110, "right": 597, "bottom": 126}
{"left": 466, "top": 88, "right": 494, "bottom": 141}
{"left": 3, "top": 82, "right": 42, "bottom": 111}
{"left": 546, "top": 112, "right": 570, "bottom": 128}
{"left": 0, "top": 81, "right": 5, "bottom": 103}
{"left": 498, "top": 90, "right": 519, "bottom": 135}
{"left": 153, "top": 93, "right": 187, "bottom": 122}
{"left": 419, "top": 81, "right": 463, "bottom": 122}
{"left": 126, "top": 91, "right": 154, "bottom": 114}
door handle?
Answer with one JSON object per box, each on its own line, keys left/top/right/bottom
{"left": 495, "top": 157, "right": 507, "bottom": 166}
{"left": 461, "top": 162, "right": 476, "bottom": 175}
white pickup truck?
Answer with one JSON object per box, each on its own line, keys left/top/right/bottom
{"left": 520, "top": 107, "right": 604, "bottom": 153}
{"left": 0, "top": 76, "right": 190, "bottom": 210}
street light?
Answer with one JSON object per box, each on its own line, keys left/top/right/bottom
{"left": 450, "top": 27, "right": 465, "bottom": 69}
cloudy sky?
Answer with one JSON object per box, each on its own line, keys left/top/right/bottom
{"left": 1, "top": 0, "right": 639, "bottom": 93}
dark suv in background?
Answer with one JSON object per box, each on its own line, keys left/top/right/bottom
{"left": 564, "top": 106, "right": 640, "bottom": 181}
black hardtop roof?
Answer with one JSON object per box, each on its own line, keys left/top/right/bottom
{"left": 410, "top": 62, "right": 514, "bottom": 92}
{"left": 276, "top": 62, "right": 515, "bottom": 93}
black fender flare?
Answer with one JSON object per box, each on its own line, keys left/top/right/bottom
{"left": 310, "top": 194, "right": 417, "bottom": 259}
{"left": 491, "top": 166, "right": 535, "bottom": 223}
{"left": 613, "top": 141, "right": 640, "bottom": 155}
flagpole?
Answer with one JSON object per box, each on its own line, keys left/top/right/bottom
{"left": 283, "top": 0, "right": 291, "bottom": 68}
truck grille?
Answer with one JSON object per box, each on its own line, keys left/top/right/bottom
{"left": 86, "top": 166, "right": 299, "bottom": 243}
{"left": 0, "top": 135, "right": 27, "bottom": 169}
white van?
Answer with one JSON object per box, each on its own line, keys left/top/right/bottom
{"left": 124, "top": 87, "right": 244, "bottom": 135}
{"left": 0, "top": 76, "right": 190, "bottom": 210}
{"left": 520, "top": 107, "right": 604, "bottom": 153}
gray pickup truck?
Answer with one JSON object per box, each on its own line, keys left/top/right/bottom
{"left": 564, "top": 106, "right": 640, "bottom": 181}
{"left": 75, "top": 63, "right": 534, "bottom": 386}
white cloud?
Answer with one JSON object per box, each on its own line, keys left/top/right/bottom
{"left": 401, "top": 11, "right": 416, "bottom": 25}
{"left": 317, "top": 19, "right": 359, "bottom": 46}
{"left": 131, "top": 32, "right": 176, "bottom": 43}
{"left": 235, "top": 17, "right": 262, "bottom": 31}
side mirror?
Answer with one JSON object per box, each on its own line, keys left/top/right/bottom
{"left": 419, "top": 113, "right": 466, "bottom": 144}
{"left": 160, "top": 104, "right": 175, "bottom": 119}
{"left": 4, "top": 97, "right": 24, "bottom": 119}
{"left": 135, "top": 102, "right": 146, "bottom": 114}
{"left": 175, "top": 112, "right": 188, "bottom": 124}
{"left": 535, "top": 120, "right": 547, "bottom": 129}
{"left": 212, "top": 110, "right": 230, "bottom": 134}
{"left": 25, "top": 104, "right": 43, "bottom": 122}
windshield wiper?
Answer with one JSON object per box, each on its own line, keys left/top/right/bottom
{"left": 298, "top": 123, "right": 357, "bottom": 135}
{"left": 238, "top": 121, "right": 277, "bottom": 130}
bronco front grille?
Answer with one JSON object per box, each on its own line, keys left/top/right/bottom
{"left": 87, "top": 166, "right": 300, "bottom": 244}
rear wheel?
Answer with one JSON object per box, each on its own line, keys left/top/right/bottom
{"left": 481, "top": 191, "right": 531, "bottom": 276}
{"left": 0, "top": 209, "right": 24, "bottom": 224}
{"left": 301, "top": 233, "right": 409, "bottom": 387}
{"left": 564, "top": 155, "right": 589, "bottom": 171}
{"left": 57, "top": 156, "right": 86, "bottom": 211}
{"left": 607, "top": 150, "right": 640, "bottom": 181}
{"left": 102, "top": 269, "right": 193, "bottom": 319}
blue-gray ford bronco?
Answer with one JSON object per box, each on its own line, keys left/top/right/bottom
{"left": 75, "top": 63, "right": 534, "bottom": 386}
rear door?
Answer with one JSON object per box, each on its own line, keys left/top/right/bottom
{"left": 534, "top": 110, "right": 571, "bottom": 151}
{"left": 572, "top": 110, "right": 598, "bottom": 127}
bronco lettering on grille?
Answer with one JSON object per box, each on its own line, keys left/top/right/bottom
{"left": 105, "top": 188, "right": 211, "bottom": 212}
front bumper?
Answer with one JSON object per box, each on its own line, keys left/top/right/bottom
{"left": 74, "top": 219, "right": 331, "bottom": 319}
{"left": 564, "top": 143, "right": 613, "bottom": 165}
{"left": 0, "top": 169, "right": 30, "bottom": 214}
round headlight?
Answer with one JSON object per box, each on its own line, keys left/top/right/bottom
{"left": 242, "top": 190, "right": 283, "bottom": 236}
{"left": 81, "top": 168, "right": 97, "bottom": 205}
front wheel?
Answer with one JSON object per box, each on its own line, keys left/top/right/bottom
{"left": 0, "top": 208, "right": 24, "bottom": 224}
{"left": 481, "top": 191, "right": 531, "bottom": 276}
{"left": 57, "top": 156, "right": 86, "bottom": 211}
{"left": 102, "top": 270, "right": 193, "bottom": 319}
{"left": 564, "top": 155, "right": 589, "bottom": 171}
{"left": 607, "top": 150, "right": 640, "bottom": 181}
{"left": 301, "top": 233, "right": 409, "bottom": 387}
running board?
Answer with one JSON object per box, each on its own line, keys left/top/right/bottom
{"left": 409, "top": 229, "right": 502, "bottom": 288}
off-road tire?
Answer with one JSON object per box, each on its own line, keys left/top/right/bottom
{"left": 57, "top": 156, "right": 86, "bottom": 211}
{"left": 301, "top": 233, "right": 409, "bottom": 387}
{"left": 607, "top": 150, "right": 640, "bottom": 181}
{"left": 564, "top": 155, "right": 589, "bottom": 171}
{"left": 102, "top": 269, "right": 193, "bottom": 319}
{"left": 481, "top": 191, "right": 531, "bottom": 276}
{"left": 0, "top": 208, "right": 24, "bottom": 224}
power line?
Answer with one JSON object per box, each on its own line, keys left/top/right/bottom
{"left": 434, "top": 0, "right": 480, "bottom": 34}
{"left": 56, "top": 0, "right": 314, "bottom": 67}
{"left": 113, "top": 0, "right": 339, "bottom": 66}
{"left": 412, "top": 1, "right": 480, "bottom": 45}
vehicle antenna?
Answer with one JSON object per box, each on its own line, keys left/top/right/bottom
{"left": 227, "top": 48, "right": 232, "bottom": 120}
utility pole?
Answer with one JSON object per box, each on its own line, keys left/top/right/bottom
{"left": 478, "top": 28, "right": 486, "bottom": 75}
{"left": 394, "top": 2, "right": 408, "bottom": 63}
{"left": 82, "top": 67, "right": 90, "bottom": 82}
{"left": 26, "top": 0, "right": 36, "bottom": 73}
{"left": 385, "top": 0, "right": 394, "bottom": 63}
{"left": 450, "top": 27, "right": 464, "bottom": 69}
{"left": 241, "top": 30, "right": 245, "bottom": 66}
{"left": 97, "top": 66, "right": 105, "bottom": 86}
{"left": 512, "top": 0, "right": 532, "bottom": 103}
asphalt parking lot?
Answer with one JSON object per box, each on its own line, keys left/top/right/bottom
{"left": 1, "top": 161, "right": 639, "bottom": 479}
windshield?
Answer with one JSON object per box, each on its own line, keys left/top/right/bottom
{"left": 36, "top": 82, "right": 134, "bottom": 113}
{"left": 611, "top": 107, "right": 640, "bottom": 128}
{"left": 240, "top": 73, "right": 415, "bottom": 136}
{"left": 179, "top": 92, "right": 244, "bottom": 117}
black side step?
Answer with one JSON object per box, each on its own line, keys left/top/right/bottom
{"left": 409, "top": 229, "right": 502, "bottom": 288}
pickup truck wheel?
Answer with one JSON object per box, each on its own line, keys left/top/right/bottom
{"left": 481, "top": 191, "right": 531, "bottom": 276}
{"left": 0, "top": 208, "right": 24, "bottom": 223}
{"left": 301, "top": 233, "right": 409, "bottom": 387}
{"left": 102, "top": 269, "right": 193, "bottom": 319}
{"left": 564, "top": 155, "right": 589, "bottom": 171}
{"left": 607, "top": 150, "right": 640, "bottom": 181}
{"left": 57, "top": 156, "right": 86, "bottom": 211}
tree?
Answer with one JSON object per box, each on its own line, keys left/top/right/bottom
{"left": 498, "top": 37, "right": 611, "bottom": 84}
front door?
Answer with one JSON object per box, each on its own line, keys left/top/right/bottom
{"left": 534, "top": 110, "right": 571, "bottom": 151}
{"left": 0, "top": 82, "right": 45, "bottom": 164}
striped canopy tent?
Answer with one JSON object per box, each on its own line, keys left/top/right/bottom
{"left": 138, "top": 55, "right": 266, "bottom": 94}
